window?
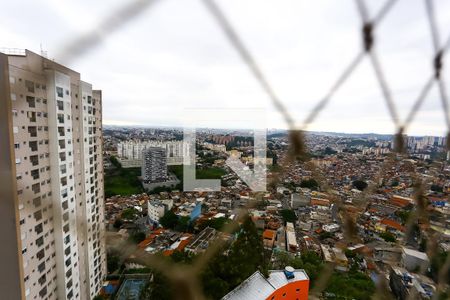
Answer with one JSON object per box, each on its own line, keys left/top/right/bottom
{"left": 13, "top": 126, "right": 19, "bottom": 134}
{"left": 39, "top": 287, "right": 47, "bottom": 298}
{"left": 58, "top": 126, "right": 65, "bottom": 136}
{"left": 63, "top": 223, "right": 69, "bottom": 233}
{"left": 34, "top": 210, "right": 42, "bottom": 221}
{"left": 36, "top": 237, "right": 44, "bottom": 247}
{"left": 57, "top": 100, "right": 64, "bottom": 110}
{"left": 25, "top": 80, "right": 35, "bottom": 93}
{"left": 31, "top": 169, "right": 40, "bottom": 180}
{"left": 56, "top": 86, "right": 64, "bottom": 97}
{"left": 57, "top": 113, "right": 64, "bottom": 124}
{"left": 28, "top": 126, "right": 37, "bottom": 137}
{"left": 38, "top": 274, "right": 46, "bottom": 286}
{"left": 10, "top": 93, "right": 17, "bottom": 101}
{"left": 26, "top": 96, "right": 35, "bottom": 107}
{"left": 27, "top": 111, "right": 36, "bottom": 122}
{"left": 30, "top": 155, "right": 39, "bottom": 166}
{"left": 59, "top": 152, "right": 66, "bottom": 162}
{"left": 29, "top": 141, "right": 38, "bottom": 151}
{"left": 35, "top": 223, "right": 43, "bottom": 234}
{"left": 33, "top": 197, "right": 41, "bottom": 207}
{"left": 32, "top": 183, "right": 40, "bottom": 194}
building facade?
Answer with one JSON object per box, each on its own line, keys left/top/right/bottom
{"left": 141, "top": 147, "right": 167, "bottom": 183}
{"left": 0, "top": 49, "right": 106, "bottom": 300}
{"left": 147, "top": 201, "right": 167, "bottom": 224}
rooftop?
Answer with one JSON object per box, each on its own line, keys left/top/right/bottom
{"left": 222, "top": 269, "right": 309, "bottom": 300}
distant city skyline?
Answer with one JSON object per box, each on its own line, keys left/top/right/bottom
{"left": 2, "top": 0, "right": 450, "bottom": 135}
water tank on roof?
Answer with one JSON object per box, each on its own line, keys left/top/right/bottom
{"left": 284, "top": 266, "right": 295, "bottom": 279}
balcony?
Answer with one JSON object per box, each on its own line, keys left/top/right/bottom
{"left": 26, "top": 96, "right": 35, "bottom": 107}
{"left": 25, "top": 80, "right": 35, "bottom": 93}
{"left": 57, "top": 113, "right": 64, "bottom": 124}
{"left": 58, "top": 126, "right": 65, "bottom": 136}
{"left": 31, "top": 183, "right": 40, "bottom": 194}
{"left": 36, "top": 249, "right": 45, "bottom": 260}
{"left": 37, "top": 262, "right": 45, "bottom": 273}
{"left": 30, "top": 155, "right": 39, "bottom": 166}
{"left": 56, "top": 86, "right": 64, "bottom": 98}
{"left": 33, "top": 196, "right": 41, "bottom": 207}
{"left": 35, "top": 223, "right": 43, "bottom": 234}
{"left": 57, "top": 100, "right": 64, "bottom": 111}
{"left": 36, "top": 236, "right": 44, "bottom": 247}
{"left": 27, "top": 111, "right": 36, "bottom": 122}
{"left": 28, "top": 126, "right": 37, "bottom": 137}
{"left": 59, "top": 152, "right": 66, "bottom": 162}
{"left": 29, "top": 141, "right": 38, "bottom": 152}
{"left": 38, "top": 274, "right": 46, "bottom": 286}
{"left": 31, "top": 169, "right": 40, "bottom": 180}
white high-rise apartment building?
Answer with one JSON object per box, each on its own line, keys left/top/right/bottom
{"left": 0, "top": 49, "right": 106, "bottom": 300}
{"left": 117, "top": 140, "right": 186, "bottom": 166}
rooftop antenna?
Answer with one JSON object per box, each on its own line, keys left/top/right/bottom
{"left": 40, "top": 43, "right": 48, "bottom": 58}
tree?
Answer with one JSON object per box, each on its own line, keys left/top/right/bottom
{"left": 352, "top": 180, "right": 368, "bottom": 191}
{"left": 174, "top": 216, "right": 191, "bottom": 232}
{"left": 324, "top": 147, "right": 337, "bottom": 155}
{"left": 380, "top": 231, "right": 396, "bottom": 242}
{"left": 430, "top": 184, "right": 443, "bottom": 193}
{"left": 130, "top": 231, "right": 146, "bottom": 244}
{"left": 429, "top": 250, "right": 450, "bottom": 284}
{"left": 319, "top": 231, "right": 333, "bottom": 240}
{"left": 113, "top": 218, "right": 123, "bottom": 229}
{"left": 280, "top": 209, "right": 297, "bottom": 223}
{"left": 107, "top": 249, "right": 120, "bottom": 273}
{"left": 325, "top": 271, "right": 375, "bottom": 300}
{"left": 159, "top": 210, "right": 178, "bottom": 229}
{"left": 300, "top": 179, "right": 319, "bottom": 190}
{"left": 110, "top": 155, "right": 122, "bottom": 169}
{"left": 201, "top": 215, "right": 267, "bottom": 299}
{"left": 395, "top": 210, "right": 411, "bottom": 225}
{"left": 141, "top": 271, "right": 173, "bottom": 300}
{"left": 121, "top": 208, "right": 138, "bottom": 220}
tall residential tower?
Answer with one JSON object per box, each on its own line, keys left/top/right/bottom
{"left": 0, "top": 49, "right": 106, "bottom": 300}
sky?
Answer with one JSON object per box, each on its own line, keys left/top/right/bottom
{"left": 2, "top": 0, "right": 450, "bottom": 136}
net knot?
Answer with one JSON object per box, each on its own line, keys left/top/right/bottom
{"left": 362, "top": 23, "right": 374, "bottom": 51}
{"left": 434, "top": 50, "right": 443, "bottom": 79}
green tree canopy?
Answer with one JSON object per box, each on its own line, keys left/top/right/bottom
{"left": 280, "top": 209, "right": 297, "bottom": 223}
{"left": 352, "top": 180, "right": 368, "bottom": 191}
{"left": 159, "top": 210, "right": 178, "bottom": 229}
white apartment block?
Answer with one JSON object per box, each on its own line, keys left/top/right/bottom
{"left": 147, "top": 201, "right": 167, "bottom": 224}
{"left": 117, "top": 140, "right": 186, "bottom": 166}
{"left": 0, "top": 49, "right": 106, "bottom": 300}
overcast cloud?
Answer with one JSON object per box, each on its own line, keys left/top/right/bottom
{"left": 1, "top": 0, "right": 450, "bottom": 136}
